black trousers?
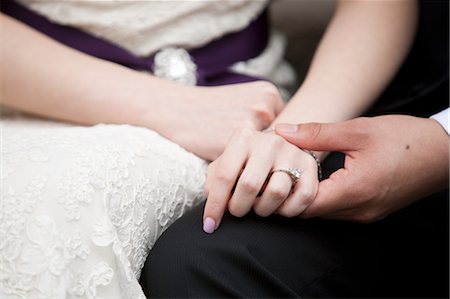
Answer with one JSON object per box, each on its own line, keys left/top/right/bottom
{"left": 140, "top": 153, "right": 449, "bottom": 298}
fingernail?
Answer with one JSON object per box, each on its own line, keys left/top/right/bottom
{"left": 203, "top": 217, "right": 216, "bottom": 234}
{"left": 275, "top": 124, "right": 298, "bottom": 134}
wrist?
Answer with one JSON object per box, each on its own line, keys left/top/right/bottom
{"left": 132, "top": 75, "right": 197, "bottom": 134}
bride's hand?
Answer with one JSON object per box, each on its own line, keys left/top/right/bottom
{"left": 202, "top": 128, "right": 319, "bottom": 233}
{"left": 155, "top": 81, "right": 284, "bottom": 161}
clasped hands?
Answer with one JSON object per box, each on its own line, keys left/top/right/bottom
{"left": 203, "top": 115, "right": 449, "bottom": 233}
{"left": 203, "top": 127, "right": 319, "bottom": 233}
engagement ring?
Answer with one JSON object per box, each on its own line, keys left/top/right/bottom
{"left": 271, "top": 168, "right": 302, "bottom": 185}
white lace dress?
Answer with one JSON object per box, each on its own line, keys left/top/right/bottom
{"left": 0, "top": 1, "right": 295, "bottom": 298}
{"left": 1, "top": 115, "right": 207, "bottom": 298}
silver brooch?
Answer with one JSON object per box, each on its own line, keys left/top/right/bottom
{"left": 153, "top": 47, "right": 198, "bottom": 85}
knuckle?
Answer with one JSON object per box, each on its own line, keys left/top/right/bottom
{"left": 253, "top": 81, "right": 283, "bottom": 104}
{"left": 268, "top": 134, "right": 285, "bottom": 147}
{"left": 261, "top": 82, "right": 281, "bottom": 98}
{"left": 304, "top": 153, "right": 318, "bottom": 169}
{"left": 277, "top": 207, "right": 297, "bottom": 218}
{"left": 251, "top": 108, "right": 273, "bottom": 127}
{"left": 297, "top": 188, "right": 316, "bottom": 206}
{"left": 264, "top": 136, "right": 287, "bottom": 155}
{"left": 253, "top": 206, "right": 272, "bottom": 217}
{"left": 233, "top": 127, "right": 253, "bottom": 141}
{"left": 266, "top": 185, "right": 290, "bottom": 200}
{"left": 239, "top": 177, "right": 260, "bottom": 194}
{"left": 228, "top": 202, "right": 248, "bottom": 218}
{"left": 238, "top": 119, "right": 258, "bottom": 131}
{"left": 214, "top": 167, "right": 234, "bottom": 184}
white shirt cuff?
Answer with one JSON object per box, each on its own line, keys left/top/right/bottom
{"left": 430, "top": 108, "right": 449, "bottom": 135}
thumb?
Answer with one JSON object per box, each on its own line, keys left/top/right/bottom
{"left": 275, "top": 121, "right": 361, "bottom": 152}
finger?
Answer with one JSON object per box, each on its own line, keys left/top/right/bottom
{"left": 300, "top": 168, "right": 354, "bottom": 219}
{"left": 275, "top": 120, "right": 368, "bottom": 152}
{"left": 203, "top": 133, "right": 249, "bottom": 234}
{"left": 228, "top": 148, "right": 274, "bottom": 217}
{"left": 253, "top": 170, "right": 292, "bottom": 217}
{"left": 277, "top": 165, "right": 318, "bottom": 217}
{"left": 204, "top": 160, "right": 217, "bottom": 197}
{"left": 205, "top": 162, "right": 243, "bottom": 197}
{"left": 273, "top": 91, "right": 285, "bottom": 115}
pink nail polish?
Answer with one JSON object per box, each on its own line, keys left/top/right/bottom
{"left": 203, "top": 217, "right": 216, "bottom": 234}
{"left": 275, "top": 124, "right": 298, "bottom": 134}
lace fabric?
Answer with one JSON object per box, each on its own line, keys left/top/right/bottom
{"left": 0, "top": 114, "right": 207, "bottom": 298}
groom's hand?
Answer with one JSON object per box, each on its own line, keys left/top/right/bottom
{"left": 275, "top": 115, "right": 449, "bottom": 223}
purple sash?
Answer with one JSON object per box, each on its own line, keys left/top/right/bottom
{"left": 2, "top": 0, "right": 269, "bottom": 86}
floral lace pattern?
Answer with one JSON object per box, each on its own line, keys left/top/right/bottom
{"left": 0, "top": 114, "right": 207, "bottom": 298}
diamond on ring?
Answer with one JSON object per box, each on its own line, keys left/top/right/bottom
{"left": 153, "top": 47, "right": 198, "bottom": 85}
{"left": 271, "top": 168, "right": 302, "bottom": 185}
